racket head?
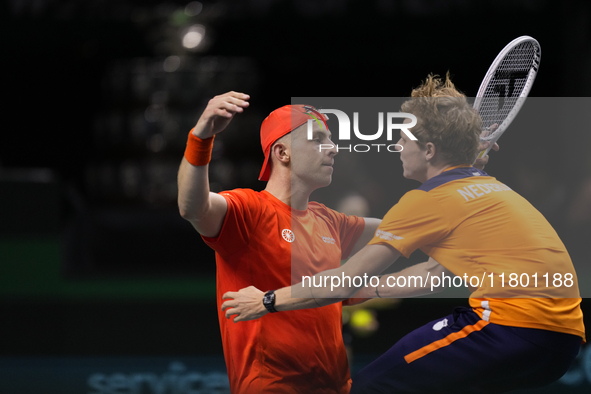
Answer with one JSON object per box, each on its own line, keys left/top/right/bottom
{"left": 473, "top": 36, "right": 541, "bottom": 159}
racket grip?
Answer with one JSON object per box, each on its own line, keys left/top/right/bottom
{"left": 473, "top": 135, "right": 499, "bottom": 164}
{"left": 476, "top": 146, "right": 492, "bottom": 160}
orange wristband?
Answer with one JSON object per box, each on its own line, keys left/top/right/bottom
{"left": 184, "top": 129, "right": 215, "bottom": 166}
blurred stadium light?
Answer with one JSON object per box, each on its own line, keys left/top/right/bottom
{"left": 182, "top": 25, "right": 207, "bottom": 50}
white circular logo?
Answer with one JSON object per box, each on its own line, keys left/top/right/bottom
{"left": 282, "top": 229, "right": 295, "bottom": 243}
{"left": 432, "top": 318, "right": 448, "bottom": 331}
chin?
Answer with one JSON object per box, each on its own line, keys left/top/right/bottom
{"left": 317, "top": 176, "right": 332, "bottom": 188}
{"left": 306, "top": 175, "right": 332, "bottom": 190}
{"left": 402, "top": 172, "right": 421, "bottom": 183}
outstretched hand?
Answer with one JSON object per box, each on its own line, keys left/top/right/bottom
{"left": 222, "top": 286, "right": 268, "bottom": 323}
{"left": 193, "top": 91, "right": 250, "bottom": 139}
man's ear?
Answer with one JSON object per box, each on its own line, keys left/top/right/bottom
{"left": 424, "top": 142, "right": 436, "bottom": 161}
{"left": 272, "top": 143, "right": 290, "bottom": 164}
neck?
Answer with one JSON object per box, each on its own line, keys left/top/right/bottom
{"left": 265, "top": 175, "right": 312, "bottom": 211}
{"left": 422, "top": 161, "right": 461, "bottom": 183}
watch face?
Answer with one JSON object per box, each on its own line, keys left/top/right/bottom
{"left": 264, "top": 292, "right": 275, "bottom": 304}
{"left": 263, "top": 291, "right": 276, "bottom": 313}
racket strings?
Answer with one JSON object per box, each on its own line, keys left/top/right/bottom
{"left": 477, "top": 41, "right": 540, "bottom": 141}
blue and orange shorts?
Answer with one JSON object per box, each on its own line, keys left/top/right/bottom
{"left": 351, "top": 307, "right": 581, "bottom": 394}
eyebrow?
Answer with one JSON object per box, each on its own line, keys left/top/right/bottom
{"left": 314, "top": 130, "right": 332, "bottom": 140}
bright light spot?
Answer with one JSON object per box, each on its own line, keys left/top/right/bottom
{"left": 183, "top": 31, "right": 202, "bottom": 48}
{"left": 182, "top": 25, "right": 205, "bottom": 49}
{"left": 163, "top": 56, "right": 181, "bottom": 72}
{"left": 185, "top": 1, "right": 203, "bottom": 16}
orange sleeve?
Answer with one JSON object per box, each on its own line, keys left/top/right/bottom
{"left": 368, "top": 190, "right": 452, "bottom": 258}
{"left": 201, "top": 189, "right": 262, "bottom": 258}
{"left": 331, "top": 210, "right": 367, "bottom": 305}
{"left": 334, "top": 210, "right": 366, "bottom": 260}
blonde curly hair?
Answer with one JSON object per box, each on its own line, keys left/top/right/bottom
{"left": 401, "top": 73, "right": 481, "bottom": 166}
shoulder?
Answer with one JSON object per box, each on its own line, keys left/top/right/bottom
{"left": 219, "top": 188, "right": 259, "bottom": 198}
{"left": 219, "top": 188, "right": 264, "bottom": 204}
{"left": 397, "top": 189, "right": 433, "bottom": 206}
{"left": 382, "top": 189, "right": 445, "bottom": 223}
{"left": 307, "top": 201, "right": 364, "bottom": 228}
{"left": 308, "top": 200, "right": 329, "bottom": 211}
{"left": 307, "top": 201, "right": 339, "bottom": 219}
{"left": 217, "top": 188, "right": 268, "bottom": 215}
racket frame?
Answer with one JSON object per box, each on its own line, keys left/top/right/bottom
{"left": 473, "top": 36, "right": 541, "bottom": 160}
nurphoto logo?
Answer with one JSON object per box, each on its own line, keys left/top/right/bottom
{"left": 305, "top": 109, "right": 418, "bottom": 153}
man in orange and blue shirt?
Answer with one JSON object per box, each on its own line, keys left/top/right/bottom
{"left": 222, "top": 76, "right": 584, "bottom": 393}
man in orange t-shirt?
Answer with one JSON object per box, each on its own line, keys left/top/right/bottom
{"left": 177, "top": 93, "right": 382, "bottom": 393}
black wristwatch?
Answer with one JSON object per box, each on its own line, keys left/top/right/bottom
{"left": 263, "top": 290, "right": 278, "bottom": 313}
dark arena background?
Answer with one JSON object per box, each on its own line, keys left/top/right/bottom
{"left": 1, "top": 1, "right": 591, "bottom": 393}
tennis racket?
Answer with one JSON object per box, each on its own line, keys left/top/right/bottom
{"left": 473, "top": 36, "right": 541, "bottom": 161}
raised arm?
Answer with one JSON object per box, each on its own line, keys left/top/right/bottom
{"left": 178, "top": 92, "right": 249, "bottom": 237}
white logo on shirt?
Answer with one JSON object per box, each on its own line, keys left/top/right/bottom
{"left": 432, "top": 318, "right": 448, "bottom": 331}
{"left": 375, "top": 229, "right": 403, "bottom": 241}
{"left": 322, "top": 236, "right": 336, "bottom": 244}
{"left": 282, "top": 229, "right": 295, "bottom": 243}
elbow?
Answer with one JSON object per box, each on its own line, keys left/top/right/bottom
{"left": 178, "top": 204, "right": 204, "bottom": 223}
{"left": 178, "top": 206, "right": 192, "bottom": 221}
{"left": 178, "top": 204, "right": 217, "bottom": 237}
{"left": 178, "top": 202, "right": 193, "bottom": 221}
{"left": 178, "top": 198, "right": 209, "bottom": 222}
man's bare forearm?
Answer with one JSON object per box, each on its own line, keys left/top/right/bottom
{"left": 274, "top": 268, "right": 349, "bottom": 312}
{"left": 222, "top": 244, "right": 401, "bottom": 322}
{"left": 177, "top": 158, "right": 227, "bottom": 237}
{"left": 274, "top": 244, "right": 401, "bottom": 310}
{"left": 178, "top": 158, "right": 210, "bottom": 220}
{"left": 177, "top": 92, "right": 248, "bottom": 236}
{"left": 355, "top": 258, "right": 446, "bottom": 298}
